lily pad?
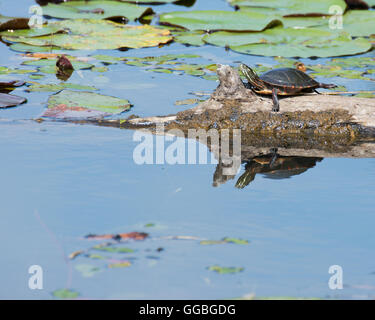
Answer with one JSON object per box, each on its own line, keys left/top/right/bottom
{"left": 75, "top": 264, "right": 101, "bottom": 278}
{"left": 0, "top": 14, "right": 29, "bottom": 31}
{"left": 52, "top": 288, "right": 79, "bottom": 299}
{"left": 2, "top": 19, "right": 172, "bottom": 50}
{"left": 200, "top": 237, "right": 249, "bottom": 245}
{"left": 204, "top": 28, "right": 371, "bottom": 58}
{"left": 173, "top": 30, "right": 206, "bottom": 46}
{"left": 22, "top": 58, "right": 93, "bottom": 70}
{"left": 228, "top": 0, "right": 347, "bottom": 16}
{"left": 313, "top": 10, "right": 375, "bottom": 37}
{"left": 208, "top": 265, "right": 244, "bottom": 274}
{"left": 159, "top": 10, "right": 282, "bottom": 31}
{"left": 239, "top": 7, "right": 330, "bottom": 28}
{"left": 27, "top": 82, "right": 98, "bottom": 92}
{"left": 9, "top": 43, "right": 62, "bottom": 53}
{"left": 0, "top": 93, "right": 27, "bottom": 108}
{"left": 42, "top": 1, "right": 154, "bottom": 21}
{"left": 93, "top": 246, "right": 134, "bottom": 253}
{"left": 42, "top": 90, "right": 131, "bottom": 119}
{"left": 122, "top": 0, "right": 176, "bottom": 3}
{"left": 108, "top": 261, "right": 132, "bottom": 268}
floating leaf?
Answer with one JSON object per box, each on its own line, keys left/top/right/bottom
{"left": 68, "top": 250, "right": 84, "bottom": 260}
{"left": 75, "top": 264, "right": 101, "bottom": 277}
{"left": 42, "top": 1, "right": 153, "bottom": 21}
{"left": 22, "top": 58, "right": 93, "bottom": 71}
{"left": 314, "top": 10, "right": 375, "bottom": 37}
{"left": 173, "top": 30, "right": 206, "bottom": 46}
{"left": 174, "top": 98, "right": 200, "bottom": 106}
{"left": 355, "top": 92, "right": 375, "bottom": 98}
{"left": 29, "top": 74, "right": 45, "bottom": 80}
{"left": 9, "top": 42, "right": 62, "bottom": 53}
{"left": 86, "top": 231, "right": 148, "bottom": 240}
{"left": 91, "top": 66, "right": 108, "bottom": 72}
{"left": 27, "top": 82, "right": 98, "bottom": 92}
{"left": 0, "top": 80, "right": 25, "bottom": 88}
{"left": 144, "top": 223, "right": 155, "bottom": 227}
{"left": 2, "top": 19, "right": 172, "bottom": 50}
{"left": 42, "top": 90, "right": 131, "bottom": 119}
{"left": 93, "top": 245, "right": 134, "bottom": 253}
{"left": 108, "top": 261, "right": 131, "bottom": 268}
{"left": 87, "top": 254, "right": 106, "bottom": 260}
{"left": 0, "top": 93, "right": 27, "bottom": 108}
{"left": 200, "top": 237, "right": 249, "bottom": 245}
{"left": 0, "top": 14, "right": 29, "bottom": 31}
{"left": 228, "top": 0, "right": 347, "bottom": 16}
{"left": 204, "top": 27, "right": 371, "bottom": 58}
{"left": 159, "top": 10, "right": 282, "bottom": 31}
{"left": 52, "top": 289, "right": 79, "bottom": 299}
{"left": 208, "top": 265, "right": 244, "bottom": 274}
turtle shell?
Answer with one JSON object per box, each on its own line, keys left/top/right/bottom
{"left": 260, "top": 68, "right": 318, "bottom": 89}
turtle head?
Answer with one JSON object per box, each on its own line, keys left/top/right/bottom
{"left": 239, "top": 64, "right": 263, "bottom": 90}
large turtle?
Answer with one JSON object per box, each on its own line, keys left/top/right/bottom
{"left": 239, "top": 63, "right": 337, "bottom": 112}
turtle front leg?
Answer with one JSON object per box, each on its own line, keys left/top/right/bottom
{"left": 271, "top": 88, "right": 279, "bottom": 112}
{"left": 319, "top": 83, "right": 337, "bottom": 89}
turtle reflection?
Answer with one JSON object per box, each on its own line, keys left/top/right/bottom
{"left": 235, "top": 149, "right": 323, "bottom": 189}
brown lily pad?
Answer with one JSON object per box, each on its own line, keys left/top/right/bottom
{"left": 0, "top": 93, "right": 27, "bottom": 108}
{"left": 85, "top": 231, "right": 149, "bottom": 241}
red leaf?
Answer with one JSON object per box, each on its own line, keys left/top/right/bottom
{"left": 85, "top": 232, "right": 149, "bottom": 241}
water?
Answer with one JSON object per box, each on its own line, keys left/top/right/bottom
{"left": 0, "top": 0, "right": 375, "bottom": 300}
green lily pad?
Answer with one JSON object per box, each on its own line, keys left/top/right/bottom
{"left": 355, "top": 92, "right": 375, "bottom": 98}
{"left": 159, "top": 10, "right": 282, "bottom": 31}
{"left": 52, "top": 288, "right": 79, "bottom": 299}
{"left": 9, "top": 43, "right": 62, "bottom": 53}
{"left": 228, "top": 0, "right": 347, "bottom": 16}
{"left": 204, "top": 28, "right": 371, "bottom": 58}
{"left": 173, "top": 30, "right": 206, "bottom": 46}
{"left": 200, "top": 237, "right": 249, "bottom": 245}
{"left": 174, "top": 98, "right": 200, "bottom": 106}
{"left": 144, "top": 223, "right": 155, "bottom": 227}
{"left": 91, "top": 54, "right": 124, "bottom": 64}
{"left": 43, "top": 90, "right": 131, "bottom": 119}
{"left": 22, "top": 58, "right": 93, "bottom": 70}
{"left": 91, "top": 66, "right": 108, "bottom": 72}
{"left": 122, "top": 0, "right": 176, "bottom": 3}
{"left": 313, "top": 10, "right": 375, "bottom": 37}
{"left": 309, "top": 66, "right": 371, "bottom": 80}
{"left": 75, "top": 264, "right": 101, "bottom": 278}
{"left": 2, "top": 19, "right": 173, "bottom": 50}
{"left": 93, "top": 245, "right": 134, "bottom": 253}
{"left": 328, "top": 57, "right": 375, "bottom": 68}
{"left": 148, "top": 68, "right": 173, "bottom": 74}
{"left": 29, "top": 74, "right": 45, "bottom": 80}
{"left": 208, "top": 265, "right": 244, "bottom": 274}
{"left": 87, "top": 254, "right": 106, "bottom": 259}
{"left": 27, "top": 82, "right": 97, "bottom": 92}
{"left": 0, "top": 66, "right": 37, "bottom": 74}
{"left": 239, "top": 7, "right": 330, "bottom": 28}
{"left": 42, "top": 1, "right": 153, "bottom": 21}
{"left": 108, "top": 261, "right": 132, "bottom": 268}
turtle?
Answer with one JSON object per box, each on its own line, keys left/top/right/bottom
{"left": 239, "top": 63, "right": 337, "bottom": 112}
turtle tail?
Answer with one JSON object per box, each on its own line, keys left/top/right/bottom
{"left": 239, "top": 64, "right": 263, "bottom": 90}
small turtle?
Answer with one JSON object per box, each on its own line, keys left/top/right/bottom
{"left": 240, "top": 63, "right": 337, "bottom": 112}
